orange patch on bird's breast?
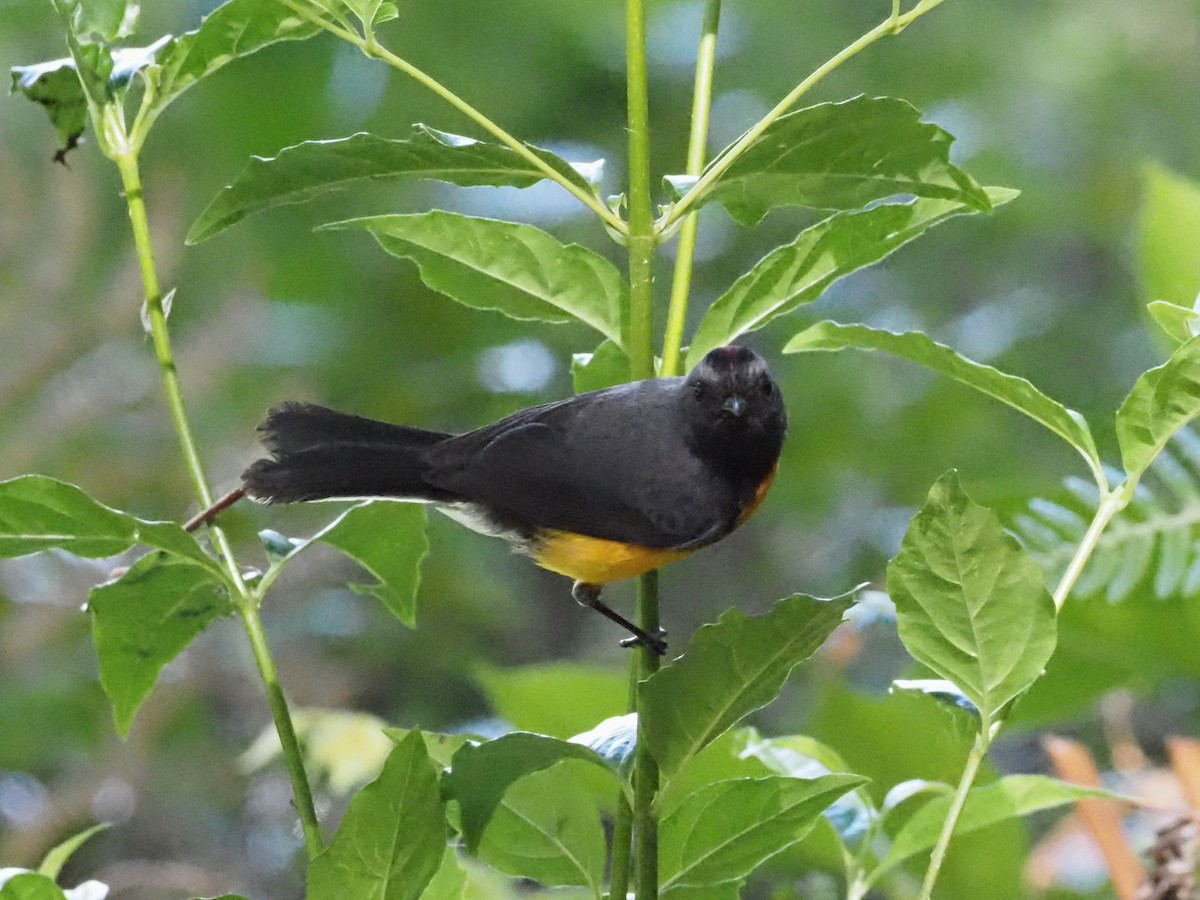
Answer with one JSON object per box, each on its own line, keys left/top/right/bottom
{"left": 736, "top": 461, "right": 779, "bottom": 526}
{"left": 532, "top": 531, "right": 693, "bottom": 585}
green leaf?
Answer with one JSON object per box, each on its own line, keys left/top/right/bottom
{"left": 886, "top": 471, "right": 1057, "bottom": 726}
{"left": 659, "top": 774, "right": 867, "bottom": 894}
{"left": 89, "top": 553, "right": 233, "bottom": 735}
{"left": 671, "top": 96, "right": 992, "bottom": 227}
{"left": 1137, "top": 163, "right": 1200, "bottom": 307}
{"left": 571, "top": 340, "right": 631, "bottom": 395}
{"left": 0, "top": 475, "right": 135, "bottom": 558}
{"left": 442, "top": 732, "right": 620, "bottom": 853}
{"left": 187, "top": 127, "right": 599, "bottom": 243}
{"left": 639, "top": 589, "right": 856, "bottom": 785}
{"left": 336, "top": 0, "right": 399, "bottom": 30}
{"left": 1147, "top": 300, "right": 1199, "bottom": 345}
{"left": 476, "top": 763, "right": 606, "bottom": 896}
{"left": 686, "top": 188, "right": 1017, "bottom": 368}
{"left": 872, "top": 775, "right": 1119, "bottom": 879}
{"left": 421, "top": 848, "right": 466, "bottom": 900}
{"left": 733, "top": 729, "right": 873, "bottom": 845}
{"left": 1117, "top": 334, "right": 1200, "bottom": 481}
{"left": 784, "top": 320, "right": 1103, "bottom": 486}
{"left": 0, "top": 874, "right": 68, "bottom": 900}
{"left": 321, "top": 212, "right": 627, "bottom": 349}
{"left": 474, "top": 662, "right": 626, "bottom": 738}
{"left": 37, "top": 823, "right": 109, "bottom": 879}
{"left": 383, "top": 727, "right": 474, "bottom": 770}
{"left": 10, "top": 60, "right": 91, "bottom": 152}
{"left": 0, "top": 475, "right": 226, "bottom": 578}
{"left": 307, "top": 730, "right": 446, "bottom": 900}
{"left": 277, "top": 500, "right": 427, "bottom": 626}
{"left": 147, "top": 0, "right": 324, "bottom": 116}
{"left": 62, "top": 0, "right": 138, "bottom": 40}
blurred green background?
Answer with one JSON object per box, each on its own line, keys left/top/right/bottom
{"left": 2, "top": 0, "right": 1199, "bottom": 897}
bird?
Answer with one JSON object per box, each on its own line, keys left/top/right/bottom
{"left": 238, "top": 345, "right": 787, "bottom": 653}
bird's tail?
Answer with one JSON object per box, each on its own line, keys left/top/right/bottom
{"left": 242, "top": 402, "right": 458, "bottom": 503}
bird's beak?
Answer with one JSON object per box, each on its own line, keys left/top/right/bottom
{"left": 722, "top": 393, "right": 746, "bottom": 417}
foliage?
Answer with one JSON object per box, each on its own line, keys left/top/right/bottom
{"left": 2, "top": 0, "right": 1198, "bottom": 898}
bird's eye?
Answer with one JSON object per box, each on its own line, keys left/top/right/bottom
{"left": 692, "top": 381, "right": 706, "bottom": 400}
{"left": 759, "top": 376, "right": 774, "bottom": 396}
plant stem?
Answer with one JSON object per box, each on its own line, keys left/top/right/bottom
{"left": 661, "top": 0, "right": 721, "bottom": 378}
{"left": 917, "top": 483, "right": 1128, "bottom": 895}
{"left": 658, "top": 0, "right": 945, "bottom": 233}
{"left": 625, "top": 0, "right": 656, "bottom": 381}
{"left": 919, "top": 730, "right": 989, "bottom": 900}
{"left": 111, "top": 147, "right": 322, "bottom": 859}
{"left": 1052, "top": 489, "right": 1127, "bottom": 611}
{"left": 279, "top": 0, "right": 626, "bottom": 236}
{"left": 608, "top": 793, "right": 634, "bottom": 900}
{"left": 633, "top": 571, "right": 662, "bottom": 899}
{"left": 238, "top": 602, "right": 325, "bottom": 858}
{"left": 624, "top": 0, "right": 660, "bottom": 895}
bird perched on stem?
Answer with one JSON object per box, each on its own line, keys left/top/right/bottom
{"left": 230, "top": 345, "right": 787, "bottom": 654}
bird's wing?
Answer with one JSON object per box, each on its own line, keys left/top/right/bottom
{"left": 426, "top": 413, "right": 729, "bottom": 548}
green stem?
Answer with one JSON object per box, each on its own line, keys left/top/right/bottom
{"left": 238, "top": 602, "right": 325, "bottom": 859}
{"left": 917, "top": 484, "right": 1128, "bottom": 895}
{"left": 1052, "top": 488, "right": 1128, "bottom": 611}
{"left": 633, "top": 572, "right": 662, "bottom": 899}
{"left": 625, "top": 0, "right": 656, "bottom": 381}
{"left": 661, "top": 0, "right": 721, "bottom": 377}
{"left": 919, "top": 730, "right": 989, "bottom": 899}
{"left": 608, "top": 793, "right": 634, "bottom": 900}
{"left": 114, "top": 151, "right": 214, "bottom": 510}
{"left": 111, "top": 145, "right": 322, "bottom": 860}
{"left": 658, "top": 0, "right": 945, "bottom": 233}
{"left": 624, "top": 2, "right": 660, "bottom": 894}
{"left": 280, "top": 0, "right": 626, "bottom": 236}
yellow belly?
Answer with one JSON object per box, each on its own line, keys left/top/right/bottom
{"left": 531, "top": 530, "right": 693, "bottom": 585}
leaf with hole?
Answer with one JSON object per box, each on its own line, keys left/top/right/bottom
{"left": 323, "top": 212, "right": 626, "bottom": 348}
{"left": 887, "top": 471, "right": 1057, "bottom": 726}
{"left": 784, "top": 320, "right": 1102, "bottom": 485}
{"left": 89, "top": 553, "right": 233, "bottom": 735}
{"left": 188, "top": 126, "right": 600, "bottom": 243}
{"left": 668, "top": 96, "right": 991, "bottom": 227}
{"left": 686, "top": 189, "right": 1017, "bottom": 368}
{"left": 307, "top": 730, "right": 446, "bottom": 900}
{"left": 639, "top": 589, "right": 856, "bottom": 785}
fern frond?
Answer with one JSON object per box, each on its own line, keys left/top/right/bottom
{"left": 1013, "top": 431, "right": 1200, "bottom": 602}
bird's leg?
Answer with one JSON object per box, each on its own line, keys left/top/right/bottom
{"left": 572, "top": 581, "right": 667, "bottom": 656}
